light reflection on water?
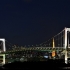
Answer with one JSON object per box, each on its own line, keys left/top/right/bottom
{"left": 62, "top": 67, "right": 70, "bottom": 69}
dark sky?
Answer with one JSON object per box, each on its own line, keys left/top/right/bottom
{"left": 0, "top": 0, "right": 70, "bottom": 46}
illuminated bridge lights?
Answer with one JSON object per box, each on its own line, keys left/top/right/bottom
{"left": 32, "top": 47, "right": 35, "bottom": 50}
{"left": 39, "top": 48, "right": 42, "bottom": 50}
{"left": 48, "top": 48, "right": 51, "bottom": 50}
{"left": 0, "top": 47, "right": 66, "bottom": 55}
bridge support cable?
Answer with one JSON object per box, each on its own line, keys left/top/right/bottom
{"left": 5, "top": 40, "right": 17, "bottom": 51}
{"left": 53, "top": 29, "right": 64, "bottom": 47}
{"left": 38, "top": 36, "right": 53, "bottom": 47}
{"left": 60, "top": 31, "right": 64, "bottom": 47}
{"left": 58, "top": 34, "right": 59, "bottom": 47}
{"left": 38, "top": 27, "right": 65, "bottom": 48}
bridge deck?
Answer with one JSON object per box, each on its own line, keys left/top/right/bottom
{"left": 0, "top": 47, "right": 66, "bottom": 54}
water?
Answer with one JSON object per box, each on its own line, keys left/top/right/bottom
{"left": 0, "top": 59, "right": 69, "bottom": 69}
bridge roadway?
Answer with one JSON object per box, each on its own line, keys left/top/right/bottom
{"left": 0, "top": 47, "right": 66, "bottom": 54}
{"left": 0, "top": 47, "right": 70, "bottom": 65}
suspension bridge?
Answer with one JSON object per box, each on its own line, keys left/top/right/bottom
{"left": 0, "top": 27, "right": 70, "bottom": 65}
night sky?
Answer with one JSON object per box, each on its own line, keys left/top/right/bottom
{"left": 0, "top": 0, "right": 70, "bottom": 46}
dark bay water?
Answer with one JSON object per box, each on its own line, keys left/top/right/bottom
{"left": 0, "top": 59, "right": 70, "bottom": 69}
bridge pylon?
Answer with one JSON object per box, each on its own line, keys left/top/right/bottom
{"left": 64, "top": 27, "right": 70, "bottom": 64}
{"left": 53, "top": 38, "right": 55, "bottom": 48}
{"left": 0, "top": 38, "right": 6, "bottom": 65}
{"left": 52, "top": 38, "right": 55, "bottom": 58}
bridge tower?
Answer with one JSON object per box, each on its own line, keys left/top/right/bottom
{"left": 53, "top": 38, "right": 55, "bottom": 48}
{"left": 64, "top": 27, "right": 67, "bottom": 64}
{"left": 64, "top": 27, "right": 70, "bottom": 64}
{"left": 0, "top": 38, "right": 6, "bottom": 65}
{"left": 52, "top": 38, "right": 55, "bottom": 58}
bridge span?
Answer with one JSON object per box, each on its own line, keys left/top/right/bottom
{"left": 0, "top": 27, "right": 70, "bottom": 65}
